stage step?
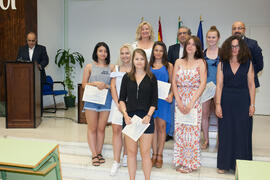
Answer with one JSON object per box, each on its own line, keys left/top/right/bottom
{"left": 60, "top": 153, "right": 234, "bottom": 180}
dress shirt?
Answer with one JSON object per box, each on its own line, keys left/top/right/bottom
{"left": 29, "top": 46, "right": 35, "bottom": 61}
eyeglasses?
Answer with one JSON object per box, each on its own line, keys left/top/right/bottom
{"left": 27, "top": 40, "right": 36, "bottom": 42}
{"left": 231, "top": 45, "right": 240, "bottom": 49}
{"left": 178, "top": 32, "right": 188, "bottom": 35}
{"left": 232, "top": 27, "right": 245, "bottom": 31}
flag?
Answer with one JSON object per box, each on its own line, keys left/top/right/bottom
{"left": 177, "top": 16, "right": 182, "bottom": 44}
{"left": 197, "top": 17, "right": 204, "bottom": 50}
{"left": 158, "top": 16, "right": 163, "bottom": 41}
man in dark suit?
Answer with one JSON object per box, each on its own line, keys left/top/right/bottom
{"left": 166, "top": 26, "right": 191, "bottom": 141}
{"left": 232, "top": 21, "right": 263, "bottom": 88}
{"left": 17, "top": 32, "right": 49, "bottom": 83}
{"left": 168, "top": 26, "right": 191, "bottom": 65}
{"left": 17, "top": 32, "right": 49, "bottom": 115}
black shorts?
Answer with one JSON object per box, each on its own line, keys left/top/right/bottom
{"left": 122, "top": 110, "right": 154, "bottom": 134}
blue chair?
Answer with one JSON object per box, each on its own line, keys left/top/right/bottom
{"left": 42, "top": 75, "right": 68, "bottom": 113}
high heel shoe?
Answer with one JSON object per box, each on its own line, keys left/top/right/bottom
{"left": 155, "top": 154, "right": 163, "bottom": 168}
{"left": 151, "top": 154, "right": 157, "bottom": 167}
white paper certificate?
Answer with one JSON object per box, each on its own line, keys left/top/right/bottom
{"left": 175, "top": 108, "right": 197, "bottom": 125}
{"left": 200, "top": 82, "right": 216, "bottom": 103}
{"left": 157, "top": 80, "right": 171, "bottom": 100}
{"left": 122, "top": 115, "right": 150, "bottom": 142}
{"left": 82, "top": 85, "right": 108, "bottom": 105}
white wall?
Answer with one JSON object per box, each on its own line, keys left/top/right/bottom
{"left": 39, "top": 0, "right": 270, "bottom": 114}
{"left": 38, "top": 0, "right": 65, "bottom": 106}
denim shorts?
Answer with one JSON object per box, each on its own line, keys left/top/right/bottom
{"left": 83, "top": 92, "right": 112, "bottom": 112}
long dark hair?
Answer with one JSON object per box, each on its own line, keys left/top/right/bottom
{"left": 149, "top": 41, "right": 169, "bottom": 69}
{"left": 220, "top": 35, "right": 251, "bottom": 64}
{"left": 182, "top": 36, "right": 204, "bottom": 60}
{"left": 92, "top": 42, "right": 110, "bottom": 64}
{"left": 128, "top": 48, "right": 153, "bottom": 81}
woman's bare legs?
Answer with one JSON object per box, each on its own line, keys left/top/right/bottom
{"left": 112, "top": 124, "right": 123, "bottom": 163}
{"left": 202, "top": 100, "right": 211, "bottom": 149}
{"left": 96, "top": 111, "right": 110, "bottom": 154}
{"left": 140, "top": 134, "right": 153, "bottom": 180}
{"left": 85, "top": 110, "right": 99, "bottom": 157}
{"left": 125, "top": 135, "right": 138, "bottom": 180}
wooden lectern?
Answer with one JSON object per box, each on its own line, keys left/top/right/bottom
{"left": 5, "top": 61, "right": 41, "bottom": 128}
{"left": 77, "top": 84, "right": 86, "bottom": 123}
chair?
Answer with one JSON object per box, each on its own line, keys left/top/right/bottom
{"left": 42, "top": 75, "right": 68, "bottom": 113}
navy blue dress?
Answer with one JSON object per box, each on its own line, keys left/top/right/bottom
{"left": 217, "top": 60, "right": 253, "bottom": 171}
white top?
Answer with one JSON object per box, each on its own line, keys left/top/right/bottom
{"left": 108, "top": 65, "right": 126, "bottom": 125}
{"left": 179, "top": 43, "right": 184, "bottom": 59}
{"left": 29, "top": 46, "right": 35, "bottom": 61}
{"left": 132, "top": 41, "right": 152, "bottom": 62}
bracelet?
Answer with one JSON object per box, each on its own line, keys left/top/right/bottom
{"left": 146, "top": 114, "right": 151, "bottom": 118}
{"left": 250, "top": 104, "right": 255, "bottom": 107}
{"left": 215, "top": 103, "right": 220, "bottom": 105}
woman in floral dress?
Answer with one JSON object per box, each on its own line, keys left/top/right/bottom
{"left": 172, "top": 36, "right": 207, "bottom": 173}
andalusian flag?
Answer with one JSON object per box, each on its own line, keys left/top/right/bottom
{"left": 197, "top": 16, "right": 204, "bottom": 50}
{"left": 177, "top": 16, "right": 182, "bottom": 44}
{"left": 158, "top": 16, "right": 163, "bottom": 41}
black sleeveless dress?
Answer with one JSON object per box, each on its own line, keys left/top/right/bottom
{"left": 217, "top": 60, "right": 253, "bottom": 171}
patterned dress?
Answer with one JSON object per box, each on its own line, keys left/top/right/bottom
{"left": 174, "top": 66, "right": 202, "bottom": 170}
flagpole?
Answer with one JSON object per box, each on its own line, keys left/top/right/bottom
{"left": 141, "top": 17, "right": 144, "bottom": 23}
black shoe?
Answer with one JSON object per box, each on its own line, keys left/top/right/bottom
{"left": 166, "top": 135, "right": 173, "bottom": 142}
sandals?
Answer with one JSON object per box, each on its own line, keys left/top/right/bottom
{"left": 92, "top": 156, "right": 100, "bottom": 166}
{"left": 97, "top": 154, "right": 105, "bottom": 164}
{"left": 217, "top": 169, "right": 225, "bottom": 174}
{"left": 176, "top": 166, "right": 192, "bottom": 173}
{"left": 155, "top": 154, "right": 163, "bottom": 168}
{"left": 151, "top": 154, "right": 157, "bottom": 167}
{"left": 201, "top": 141, "right": 209, "bottom": 149}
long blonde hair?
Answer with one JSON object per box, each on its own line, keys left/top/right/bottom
{"left": 128, "top": 48, "right": 153, "bottom": 81}
{"left": 135, "top": 21, "right": 155, "bottom": 41}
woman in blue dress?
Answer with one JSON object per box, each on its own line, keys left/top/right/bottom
{"left": 201, "top": 26, "right": 220, "bottom": 149}
{"left": 149, "top": 41, "right": 173, "bottom": 168}
{"left": 215, "top": 36, "right": 255, "bottom": 173}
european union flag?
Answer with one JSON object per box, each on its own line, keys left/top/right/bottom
{"left": 197, "top": 20, "right": 204, "bottom": 50}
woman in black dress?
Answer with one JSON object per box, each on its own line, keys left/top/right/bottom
{"left": 119, "top": 48, "right": 158, "bottom": 180}
{"left": 215, "top": 35, "right": 255, "bottom": 173}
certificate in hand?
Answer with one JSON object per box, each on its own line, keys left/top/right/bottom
{"left": 175, "top": 108, "right": 197, "bottom": 126}
{"left": 157, "top": 80, "right": 171, "bottom": 100}
{"left": 200, "top": 82, "right": 216, "bottom": 103}
{"left": 82, "top": 85, "right": 108, "bottom": 105}
{"left": 122, "top": 115, "right": 150, "bottom": 142}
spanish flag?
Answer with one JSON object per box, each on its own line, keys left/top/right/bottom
{"left": 158, "top": 16, "right": 163, "bottom": 41}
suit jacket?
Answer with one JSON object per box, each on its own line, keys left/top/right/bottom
{"left": 168, "top": 44, "right": 180, "bottom": 66}
{"left": 244, "top": 36, "right": 263, "bottom": 88}
{"left": 17, "top": 44, "right": 49, "bottom": 83}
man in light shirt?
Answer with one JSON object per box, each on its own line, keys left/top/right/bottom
{"left": 17, "top": 32, "right": 49, "bottom": 115}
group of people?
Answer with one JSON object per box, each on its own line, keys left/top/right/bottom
{"left": 81, "top": 20, "right": 263, "bottom": 180}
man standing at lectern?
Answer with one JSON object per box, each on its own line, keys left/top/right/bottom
{"left": 17, "top": 32, "right": 49, "bottom": 115}
{"left": 17, "top": 32, "right": 49, "bottom": 83}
